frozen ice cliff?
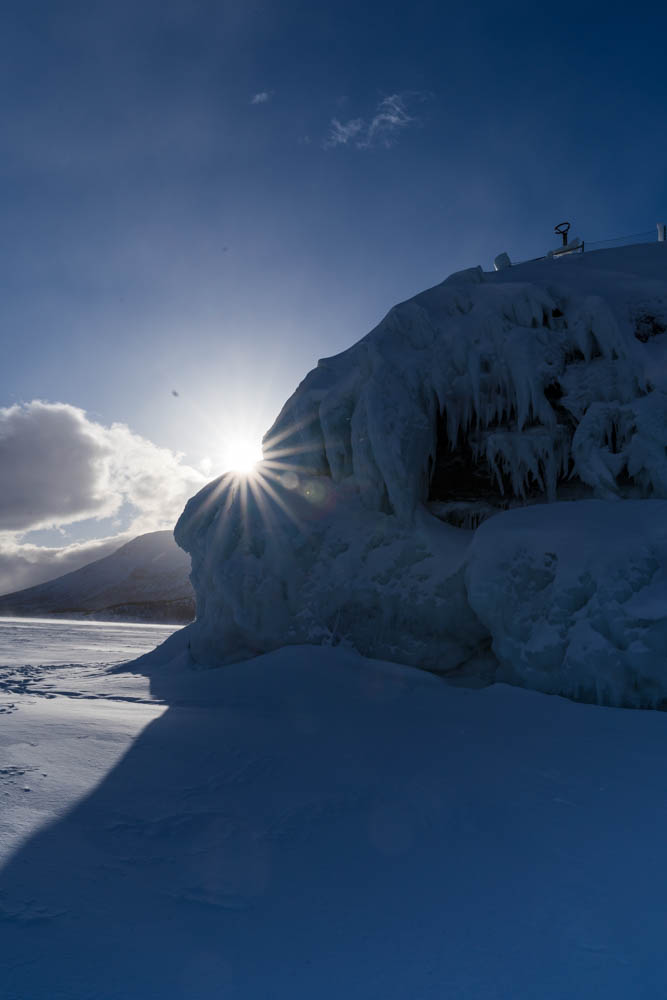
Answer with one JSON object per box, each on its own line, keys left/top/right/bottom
{"left": 176, "top": 243, "right": 667, "bottom": 707}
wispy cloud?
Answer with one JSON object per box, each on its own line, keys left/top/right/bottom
{"left": 365, "top": 95, "right": 414, "bottom": 147}
{"left": 324, "top": 93, "right": 424, "bottom": 150}
{"left": 251, "top": 91, "right": 272, "bottom": 105}
{"left": 326, "top": 118, "right": 365, "bottom": 147}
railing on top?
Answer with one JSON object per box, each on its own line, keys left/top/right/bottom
{"left": 510, "top": 225, "right": 664, "bottom": 268}
{"left": 585, "top": 229, "right": 657, "bottom": 251}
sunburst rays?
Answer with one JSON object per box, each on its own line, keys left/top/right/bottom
{"left": 198, "top": 416, "right": 342, "bottom": 546}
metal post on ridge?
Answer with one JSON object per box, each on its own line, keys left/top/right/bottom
{"left": 554, "top": 221, "right": 571, "bottom": 247}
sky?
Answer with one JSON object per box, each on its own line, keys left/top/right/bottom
{"left": 2, "top": 0, "right": 667, "bottom": 592}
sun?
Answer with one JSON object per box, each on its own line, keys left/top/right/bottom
{"left": 222, "top": 434, "right": 263, "bottom": 474}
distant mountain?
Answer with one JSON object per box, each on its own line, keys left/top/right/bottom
{"left": 0, "top": 531, "right": 194, "bottom": 624}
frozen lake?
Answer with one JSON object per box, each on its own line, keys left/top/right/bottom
{"left": 0, "top": 616, "right": 179, "bottom": 669}
{"left": 3, "top": 620, "right": 667, "bottom": 998}
{"left": 0, "top": 617, "right": 175, "bottom": 881}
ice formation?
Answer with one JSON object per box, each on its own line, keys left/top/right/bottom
{"left": 176, "top": 243, "right": 667, "bottom": 707}
{"left": 466, "top": 499, "right": 667, "bottom": 708}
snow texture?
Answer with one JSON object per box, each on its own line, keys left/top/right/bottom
{"left": 466, "top": 500, "right": 667, "bottom": 708}
{"left": 5, "top": 630, "right": 667, "bottom": 998}
{"left": 176, "top": 243, "right": 667, "bottom": 707}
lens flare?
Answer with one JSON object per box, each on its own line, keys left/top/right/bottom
{"left": 223, "top": 435, "right": 263, "bottom": 474}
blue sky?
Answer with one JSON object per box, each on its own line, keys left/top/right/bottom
{"left": 2, "top": 0, "right": 666, "bottom": 588}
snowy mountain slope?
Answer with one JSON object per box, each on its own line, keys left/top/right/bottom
{"left": 175, "top": 243, "right": 667, "bottom": 706}
{"left": 0, "top": 531, "right": 194, "bottom": 624}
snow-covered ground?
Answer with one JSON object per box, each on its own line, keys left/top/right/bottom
{"left": 0, "top": 616, "right": 179, "bottom": 670}
{"left": 3, "top": 620, "right": 667, "bottom": 999}
{"left": 0, "top": 618, "right": 175, "bottom": 869}
{"left": 4, "top": 244, "right": 667, "bottom": 997}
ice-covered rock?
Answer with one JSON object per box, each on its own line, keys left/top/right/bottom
{"left": 176, "top": 243, "right": 667, "bottom": 707}
{"left": 176, "top": 473, "right": 489, "bottom": 673}
{"left": 466, "top": 500, "right": 667, "bottom": 708}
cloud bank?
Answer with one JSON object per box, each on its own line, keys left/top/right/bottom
{"left": 0, "top": 401, "right": 207, "bottom": 594}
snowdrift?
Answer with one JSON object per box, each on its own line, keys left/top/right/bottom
{"left": 176, "top": 243, "right": 667, "bottom": 707}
